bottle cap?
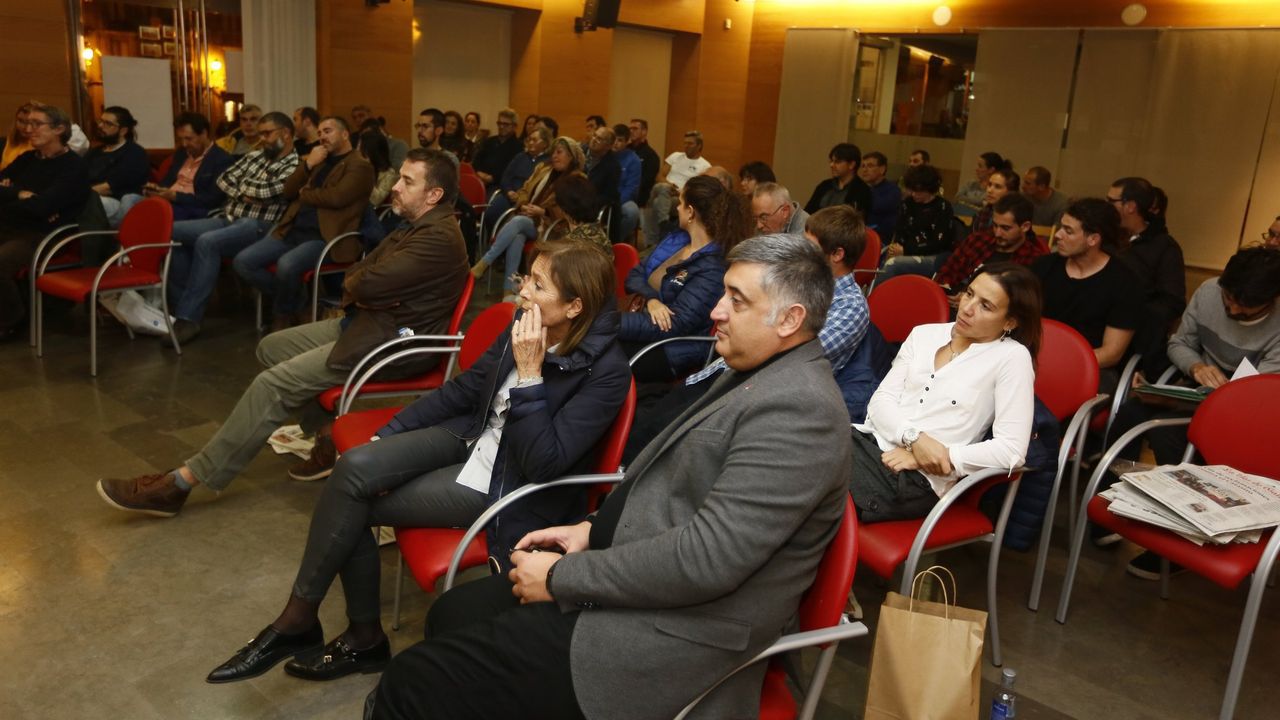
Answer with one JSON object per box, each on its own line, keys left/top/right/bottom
{"left": 1003, "top": 668, "right": 1017, "bottom": 682}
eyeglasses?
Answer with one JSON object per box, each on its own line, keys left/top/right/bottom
{"left": 1262, "top": 229, "right": 1280, "bottom": 241}
{"left": 1106, "top": 195, "right": 1125, "bottom": 205}
{"left": 258, "top": 126, "right": 283, "bottom": 137}
{"left": 20, "top": 119, "right": 51, "bottom": 128}
{"left": 413, "top": 122, "right": 433, "bottom": 131}
{"left": 496, "top": 121, "right": 514, "bottom": 127}
{"left": 98, "top": 119, "right": 118, "bottom": 128}
{"left": 754, "top": 205, "right": 785, "bottom": 224}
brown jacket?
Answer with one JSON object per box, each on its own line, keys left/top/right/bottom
{"left": 512, "top": 164, "right": 584, "bottom": 235}
{"left": 325, "top": 203, "right": 469, "bottom": 371}
{"left": 273, "top": 150, "right": 374, "bottom": 263}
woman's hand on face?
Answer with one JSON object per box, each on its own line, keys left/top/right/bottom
{"left": 910, "top": 433, "right": 953, "bottom": 475}
{"left": 512, "top": 302, "right": 547, "bottom": 380}
{"left": 647, "top": 298, "right": 674, "bottom": 332}
{"left": 881, "top": 448, "right": 920, "bottom": 472}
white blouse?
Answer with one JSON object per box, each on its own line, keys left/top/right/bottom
{"left": 855, "top": 322, "right": 1034, "bottom": 497}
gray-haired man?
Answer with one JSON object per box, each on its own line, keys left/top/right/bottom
{"left": 369, "top": 233, "right": 852, "bottom": 720}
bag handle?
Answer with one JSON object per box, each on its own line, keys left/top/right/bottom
{"left": 908, "top": 565, "right": 958, "bottom": 618}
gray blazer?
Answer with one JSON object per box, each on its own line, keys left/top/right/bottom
{"left": 552, "top": 340, "right": 853, "bottom": 719}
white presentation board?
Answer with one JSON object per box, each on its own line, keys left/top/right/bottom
{"left": 101, "top": 56, "right": 175, "bottom": 149}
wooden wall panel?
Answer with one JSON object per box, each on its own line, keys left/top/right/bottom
{"left": 317, "top": 0, "right": 413, "bottom": 139}
{"left": 617, "top": 0, "right": 704, "bottom": 35}
{"left": 0, "top": 1, "right": 73, "bottom": 119}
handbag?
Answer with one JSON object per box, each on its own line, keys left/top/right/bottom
{"left": 864, "top": 566, "right": 987, "bottom": 720}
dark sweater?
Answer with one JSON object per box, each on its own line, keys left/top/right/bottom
{"left": 0, "top": 149, "right": 90, "bottom": 233}
{"left": 632, "top": 141, "right": 660, "bottom": 206}
{"left": 83, "top": 140, "right": 150, "bottom": 198}
{"left": 804, "top": 175, "right": 874, "bottom": 218}
{"left": 473, "top": 134, "right": 523, "bottom": 192}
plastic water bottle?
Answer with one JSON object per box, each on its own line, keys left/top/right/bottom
{"left": 990, "top": 668, "right": 1017, "bottom": 719}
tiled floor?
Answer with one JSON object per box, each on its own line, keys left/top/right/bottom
{"left": 2, "top": 286, "right": 1277, "bottom": 719}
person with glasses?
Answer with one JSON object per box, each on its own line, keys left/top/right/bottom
{"left": 160, "top": 111, "right": 299, "bottom": 345}
{"left": 1099, "top": 245, "right": 1280, "bottom": 573}
{"left": 750, "top": 181, "right": 807, "bottom": 236}
{"left": 97, "top": 149, "right": 469, "bottom": 518}
{"left": 1262, "top": 216, "right": 1280, "bottom": 249}
{"left": 472, "top": 108, "right": 523, "bottom": 194}
{"left": 84, "top": 106, "right": 150, "bottom": 227}
{"left": 415, "top": 108, "right": 445, "bottom": 152}
{"left": 1108, "top": 176, "right": 1186, "bottom": 377}
{"left": 0, "top": 103, "right": 89, "bottom": 341}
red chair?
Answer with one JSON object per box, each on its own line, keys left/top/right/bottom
{"left": 612, "top": 242, "right": 639, "bottom": 298}
{"left": 857, "top": 466, "right": 1023, "bottom": 666}
{"left": 458, "top": 162, "right": 475, "bottom": 176}
{"left": 852, "top": 228, "right": 881, "bottom": 289}
{"left": 318, "top": 275, "right": 477, "bottom": 416}
{"left": 393, "top": 378, "right": 637, "bottom": 628}
{"left": 253, "top": 229, "right": 366, "bottom": 328}
{"left": 866, "top": 274, "right": 950, "bottom": 343}
{"left": 1026, "top": 320, "right": 1111, "bottom": 611}
{"left": 33, "top": 197, "right": 178, "bottom": 376}
{"left": 1056, "top": 374, "right": 1280, "bottom": 720}
{"left": 458, "top": 173, "right": 488, "bottom": 209}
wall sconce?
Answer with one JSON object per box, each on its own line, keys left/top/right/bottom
{"left": 210, "top": 58, "right": 223, "bottom": 72}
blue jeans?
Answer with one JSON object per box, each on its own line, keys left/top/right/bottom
{"left": 233, "top": 233, "right": 325, "bottom": 317}
{"left": 481, "top": 215, "right": 536, "bottom": 291}
{"left": 168, "top": 215, "right": 273, "bottom": 323}
{"left": 618, "top": 201, "right": 640, "bottom": 243}
{"left": 482, "top": 193, "right": 514, "bottom": 237}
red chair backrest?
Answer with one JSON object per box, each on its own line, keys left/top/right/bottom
{"left": 459, "top": 162, "right": 475, "bottom": 176}
{"left": 1035, "top": 319, "right": 1099, "bottom": 422}
{"left": 117, "top": 197, "right": 174, "bottom": 273}
{"left": 866, "top": 275, "right": 949, "bottom": 343}
{"left": 612, "top": 243, "right": 639, "bottom": 297}
{"left": 447, "top": 274, "right": 476, "bottom": 336}
{"left": 592, "top": 378, "right": 636, "bottom": 474}
{"left": 853, "top": 228, "right": 881, "bottom": 283}
{"left": 458, "top": 302, "right": 517, "bottom": 372}
{"left": 151, "top": 154, "right": 173, "bottom": 184}
{"left": 459, "top": 173, "right": 487, "bottom": 206}
{"left": 798, "top": 494, "right": 858, "bottom": 632}
{"left": 1188, "top": 374, "right": 1280, "bottom": 478}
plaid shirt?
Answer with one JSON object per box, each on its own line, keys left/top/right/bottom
{"left": 934, "top": 229, "right": 1048, "bottom": 290}
{"left": 215, "top": 149, "right": 299, "bottom": 223}
{"left": 686, "top": 273, "right": 869, "bottom": 384}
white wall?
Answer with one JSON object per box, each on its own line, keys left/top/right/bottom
{"left": 773, "top": 28, "right": 858, "bottom": 197}
{"left": 609, "top": 27, "right": 672, "bottom": 154}
{"left": 413, "top": 0, "right": 511, "bottom": 136}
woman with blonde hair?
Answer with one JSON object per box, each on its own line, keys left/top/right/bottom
{"left": 0, "top": 102, "right": 35, "bottom": 171}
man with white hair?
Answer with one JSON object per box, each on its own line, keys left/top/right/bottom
{"left": 751, "top": 182, "right": 808, "bottom": 236}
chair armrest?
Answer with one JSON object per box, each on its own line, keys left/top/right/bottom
{"left": 899, "top": 466, "right": 1023, "bottom": 595}
{"left": 339, "top": 343, "right": 465, "bottom": 416}
{"left": 317, "top": 231, "right": 362, "bottom": 270}
{"left": 35, "top": 230, "right": 118, "bottom": 276}
{"left": 627, "top": 336, "right": 718, "bottom": 368}
{"left": 674, "top": 617, "right": 870, "bottom": 719}
{"left": 442, "top": 472, "right": 626, "bottom": 591}
{"left": 1075, "top": 415, "right": 1194, "bottom": 522}
{"left": 1104, "top": 353, "right": 1144, "bottom": 444}
{"left": 336, "top": 333, "right": 465, "bottom": 415}
{"left": 540, "top": 217, "right": 565, "bottom": 243}
{"left": 1155, "top": 365, "right": 1180, "bottom": 384}
{"left": 1057, "top": 393, "right": 1111, "bottom": 473}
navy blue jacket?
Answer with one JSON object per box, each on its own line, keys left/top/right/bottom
{"left": 159, "top": 144, "right": 234, "bottom": 220}
{"left": 376, "top": 307, "right": 631, "bottom": 565}
{"left": 621, "top": 234, "right": 726, "bottom": 374}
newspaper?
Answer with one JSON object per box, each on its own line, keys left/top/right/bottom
{"left": 1110, "top": 464, "right": 1280, "bottom": 542}
{"left": 267, "top": 425, "right": 315, "bottom": 460}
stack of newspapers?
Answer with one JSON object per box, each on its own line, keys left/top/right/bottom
{"left": 1101, "top": 464, "right": 1280, "bottom": 546}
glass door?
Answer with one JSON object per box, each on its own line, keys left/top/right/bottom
{"left": 73, "top": 0, "right": 243, "bottom": 144}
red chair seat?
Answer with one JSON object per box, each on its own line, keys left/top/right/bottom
{"left": 35, "top": 266, "right": 162, "bottom": 301}
{"left": 1088, "top": 496, "right": 1269, "bottom": 589}
{"left": 332, "top": 407, "right": 400, "bottom": 453}
{"left": 395, "top": 527, "right": 489, "bottom": 592}
{"left": 857, "top": 506, "right": 995, "bottom": 579}
{"left": 318, "top": 365, "right": 447, "bottom": 413}
{"left": 758, "top": 665, "right": 798, "bottom": 720}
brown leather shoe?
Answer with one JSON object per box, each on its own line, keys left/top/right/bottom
{"left": 288, "top": 428, "right": 336, "bottom": 482}
{"left": 96, "top": 472, "right": 190, "bottom": 517}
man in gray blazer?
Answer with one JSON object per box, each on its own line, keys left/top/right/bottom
{"left": 369, "top": 234, "right": 854, "bottom": 720}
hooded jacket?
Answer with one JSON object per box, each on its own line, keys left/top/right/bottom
{"left": 376, "top": 307, "right": 631, "bottom": 563}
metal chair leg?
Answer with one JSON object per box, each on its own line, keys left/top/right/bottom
{"left": 1220, "top": 537, "right": 1280, "bottom": 720}
{"left": 391, "top": 551, "right": 405, "bottom": 631}
{"left": 89, "top": 287, "right": 99, "bottom": 376}
{"left": 988, "top": 477, "right": 1019, "bottom": 667}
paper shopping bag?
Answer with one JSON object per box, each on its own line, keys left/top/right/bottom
{"left": 864, "top": 567, "right": 988, "bottom": 720}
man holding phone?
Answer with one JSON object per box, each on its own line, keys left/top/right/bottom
{"left": 119, "top": 112, "right": 233, "bottom": 223}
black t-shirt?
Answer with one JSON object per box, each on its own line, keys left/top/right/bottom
{"left": 1031, "top": 253, "right": 1142, "bottom": 348}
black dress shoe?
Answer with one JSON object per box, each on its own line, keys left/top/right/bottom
{"left": 284, "top": 635, "right": 390, "bottom": 681}
{"left": 206, "top": 624, "right": 324, "bottom": 684}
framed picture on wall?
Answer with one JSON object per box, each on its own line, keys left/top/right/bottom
{"left": 162, "top": 25, "right": 176, "bottom": 40}
{"left": 139, "top": 26, "right": 161, "bottom": 41}
{"left": 163, "top": 42, "right": 177, "bottom": 56}
{"left": 140, "top": 42, "right": 163, "bottom": 58}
